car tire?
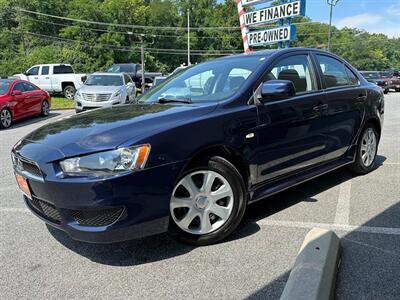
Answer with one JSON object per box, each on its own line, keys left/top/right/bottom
{"left": 63, "top": 85, "right": 76, "bottom": 100}
{"left": 40, "top": 100, "right": 50, "bottom": 117}
{"left": 384, "top": 89, "right": 389, "bottom": 94}
{"left": 168, "top": 156, "right": 246, "bottom": 246}
{"left": 349, "top": 123, "right": 379, "bottom": 175}
{"left": 0, "top": 108, "right": 12, "bottom": 129}
{"left": 396, "top": 89, "right": 400, "bottom": 92}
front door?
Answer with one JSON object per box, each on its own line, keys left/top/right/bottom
{"left": 314, "top": 54, "right": 365, "bottom": 161}
{"left": 255, "top": 53, "right": 330, "bottom": 184}
{"left": 26, "top": 66, "right": 40, "bottom": 87}
{"left": 38, "top": 66, "right": 52, "bottom": 91}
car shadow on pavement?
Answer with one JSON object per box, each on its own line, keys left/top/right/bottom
{"left": 47, "top": 156, "right": 386, "bottom": 268}
{"left": 2, "top": 112, "right": 63, "bottom": 130}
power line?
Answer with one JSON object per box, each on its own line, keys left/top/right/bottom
{"left": 23, "top": 32, "right": 242, "bottom": 56}
{"left": 16, "top": 7, "right": 320, "bottom": 32}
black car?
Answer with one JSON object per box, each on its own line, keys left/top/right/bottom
{"left": 360, "top": 71, "right": 390, "bottom": 94}
{"left": 12, "top": 48, "right": 384, "bottom": 246}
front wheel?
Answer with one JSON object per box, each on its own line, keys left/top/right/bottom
{"left": 63, "top": 85, "right": 76, "bottom": 100}
{"left": 168, "top": 157, "right": 246, "bottom": 246}
{"left": 0, "top": 108, "right": 12, "bottom": 129}
{"left": 349, "top": 124, "right": 379, "bottom": 174}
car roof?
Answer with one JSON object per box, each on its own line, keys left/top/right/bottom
{"left": 218, "top": 47, "right": 330, "bottom": 59}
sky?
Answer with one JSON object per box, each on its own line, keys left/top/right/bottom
{"left": 230, "top": 0, "right": 400, "bottom": 38}
{"left": 305, "top": 0, "right": 400, "bottom": 38}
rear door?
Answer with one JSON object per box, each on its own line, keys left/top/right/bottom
{"left": 255, "top": 52, "right": 331, "bottom": 183}
{"left": 313, "top": 54, "right": 365, "bottom": 161}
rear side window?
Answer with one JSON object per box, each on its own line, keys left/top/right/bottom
{"left": 267, "top": 54, "right": 316, "bottom": 93}
{"left": 124, "top": 74, "right": 132, "bottom": 84}
{"left": 345, "top": 66, "right": 360, "bottom": 86}
{"left": 41, "top": 66, "right": 49, "bottom": 75}
{"left": 316, "top": 55, "right": 349, "bottom": 88}
{"left": 53, "top": 65, "right": 74, "bottom": 74}
{"left": 23, "top": 82, "right": 39, "bottom": 91}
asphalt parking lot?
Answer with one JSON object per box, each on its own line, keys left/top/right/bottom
{"left": 1, "top": 94, "right": 399, "bottom": 300}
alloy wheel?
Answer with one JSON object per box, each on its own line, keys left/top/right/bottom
{"left": 0, "top": 109, "right": 12, "bottom": 128}
{"left": 64, "top": 87, "right": 75, "bottom": 100}
{"left": 360, "top": 128, "right": 377, "bottom": 167}
{"left": 170, "top": 170, "right": 234, "bottom": 235}
{"left": 42, "top": 101, "right": 49, "bottom": 116}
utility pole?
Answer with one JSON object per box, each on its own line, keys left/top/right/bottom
{"left": 139, "top": 34, "right": 145, "bottom": 94}
{"left": 187, "top": 5, "right": 191, "bottom": 66}
{"left": 327, "top": 0, "right": 339, "bottom": 52}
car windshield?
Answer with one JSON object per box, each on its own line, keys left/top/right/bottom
{"left": 0, "top": 81, "right": 11, "bottom": 95}
{"left": 139, "top": 56, "right": 264, "bottom": 104}
{"left": 107, "top": 65, "right": 134, "bottom": 73}
{"left": 85, "top": 75, "right": 123, "bottom": 86}
{"left": 362, "top": 72, "right": 381, "bottom": 79}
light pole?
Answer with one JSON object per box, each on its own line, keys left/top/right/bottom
{"left": 187, "top": 5, "right": 191, "bottom": 66}
{"left": 139, "top": 34, "right": 146, "bottom": 94}
{"left": 327, "top": 0, "right": 339, "bottom": 52}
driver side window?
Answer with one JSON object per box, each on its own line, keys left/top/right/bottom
{"left": 13, "top": 83, "right": 25, "bottom": 93}
{"left": 26, "top": 67, "right": 39, "bottom": 76}
{"left": 266, "top": 55, "right": 316, "bottom": 94}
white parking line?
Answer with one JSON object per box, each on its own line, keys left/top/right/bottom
{"left": 334, "top": 180, "right": 352, "bottom": 225}
{"left": 257, "top": 219, "right": 400, "bottom": 236}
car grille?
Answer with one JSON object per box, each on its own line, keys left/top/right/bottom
{"left": 28, "top": 196, "right": 62, "bottom": 224}
{"left": 82, "top": 93, "right": 112, "bottom": 102}
{"left": 12, "top": 154, "right": 43, "bottom": 179}
{"left": 70, "top": 207, "right": 124, "bottom": 227}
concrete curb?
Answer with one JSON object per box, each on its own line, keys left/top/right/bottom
{"left": 280, "top": 228, "right": 341, "bottom": 300}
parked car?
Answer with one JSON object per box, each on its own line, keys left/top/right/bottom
{"left": 107, "top": 63, "right": 162, "bottom": 89}
{"left": 0, "top": 79, "right": 51, "bottom": 129}
{"left": 379, "top": 71, "right": 400, "bottom": 92}
{"left": 12, "top": 48, "right": 384, "bottom": 246}
{"left": 14, "top": 64, "right": 86, "bottom": 100}
{"left": 74, "top": 72, "right": 136, "bottom": 113}
{"left": 360, "top": 71, "right": 390, "bottom": 94}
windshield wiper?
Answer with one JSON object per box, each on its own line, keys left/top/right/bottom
{"left": 157, "top": 97, "right": 192, "bottom": 104}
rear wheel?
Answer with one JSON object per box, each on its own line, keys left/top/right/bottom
{"left": 168, "top": 156, "right": 246, "bottom": 246}
{"left": 349, "top": 124, "right": 378, "bottom": 174}
{"left": 0, "top": 108, "right": 12, "bottom": 129}
{"left": 63, "top": 85, "right": 76, "bottom": 100}
{"left": 40, "top": 100, "right": 50, "bottom": 116}
{"left": 384, "top": 89, "right": 389, "bottom": 94}
{"left": 396, "top": 88, "right": 400, "bottom": 92}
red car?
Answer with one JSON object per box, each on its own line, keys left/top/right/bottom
{"left": 0, "top": 79, "right": 51, "bottom": 129}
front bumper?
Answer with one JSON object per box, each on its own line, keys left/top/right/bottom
{"left": 75, "top": 97, "right": 128, "bottom": 111}
{"left": 13, "top": 152, "right": 186, "bottom": 243}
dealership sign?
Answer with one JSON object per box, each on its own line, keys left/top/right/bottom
{"left": 237, "top": 0, "right": 306, "bottom": 51}
{"left": 247, "top": 25, "right": 296, "bottom": 47}
{"left": 244, "top": 1, "right": 305, "bottom": 27}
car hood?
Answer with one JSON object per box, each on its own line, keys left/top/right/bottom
{"left": 78, "top": 85, "right": 123, "bottom": 94}
{"left": 19, "top": 103, "right": 217, "bottom": 159}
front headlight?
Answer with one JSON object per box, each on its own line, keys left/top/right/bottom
{"left": 59, "top": 145, "right": 150, "bottom": 175}
{"left": 75, "top": 91, "right": 82, "bottom": 100}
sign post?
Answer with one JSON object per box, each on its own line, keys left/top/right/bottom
{"left": 237, "top": 0, "right": 306, "bottom": 51}
{"left": 236, "top": 0, "right": 252, "bottom": 53}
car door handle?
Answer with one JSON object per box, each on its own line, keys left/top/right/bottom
{"left": 313, "top": 104, "right": 328, "bottom": 112}
{"left": 45, "top": 77, "right": 50, "bottom": 79}
{"left": 356, "top": 95, "right": 367, "bottom": 102}
{"left": 34, "top": 77, "right": 39, "bottom": 79}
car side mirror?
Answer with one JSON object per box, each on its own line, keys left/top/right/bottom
{"left": 258, "top": 80, "right": 296, "bottom": 103}
{"left": 12, "top": 90, "right": 22, "bottom": 96}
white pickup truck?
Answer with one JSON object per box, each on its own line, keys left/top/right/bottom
{"left": 14, "top": 64, "right": 86, "bottom": 100}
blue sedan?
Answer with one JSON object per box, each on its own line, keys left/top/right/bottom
{"left": 12, "top": 48, "right": 384, "bottom": 246}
